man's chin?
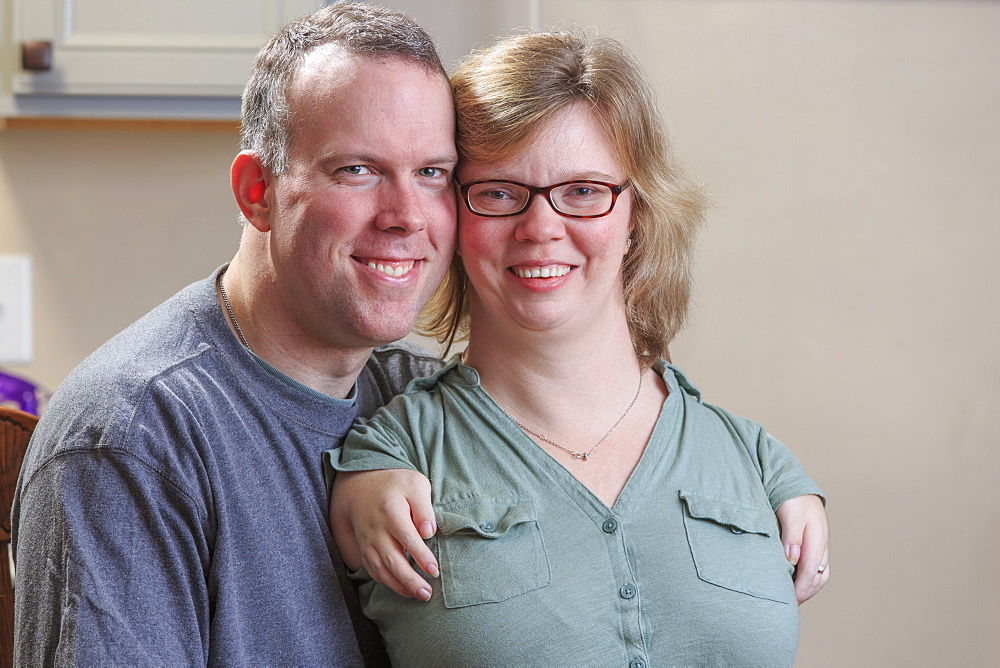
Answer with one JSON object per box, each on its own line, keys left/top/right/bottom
{"left": 348, "top": 315, "right": 422, "bottom": 348}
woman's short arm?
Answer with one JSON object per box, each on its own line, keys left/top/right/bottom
{"left": 775, "top": 494, "right": 830, "bottom": 604}
{"left": 330, "top": 468, "right": 439, "bottom": 601}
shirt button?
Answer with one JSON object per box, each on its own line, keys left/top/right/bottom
{"left": 480, "top": 522, "right": 495, "bottom": 533}
{"left": 619, "top": 584, "right": 637, "bottom": 599}
{"left": 629, "top": 658, "right": 647, "bottom": 668}
{"left": 602, "top": 517, "right": 618, "bottom": 533}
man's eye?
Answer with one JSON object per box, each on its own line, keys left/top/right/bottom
{"left": 418, "top": 167, "right": 447, "bottom": 178}
{"left": 341, "top": 165, "right": 371, "bottom": 175}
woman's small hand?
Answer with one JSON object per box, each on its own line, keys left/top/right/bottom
{"left": 329, "top": 469, "right": 439, "bottom": 601}
{"left": 775, "top": 494, "right": 830, "bottom": 605}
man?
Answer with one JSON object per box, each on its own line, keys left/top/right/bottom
{"left": 12, "top": 2, "right": 455, "bottom": 664}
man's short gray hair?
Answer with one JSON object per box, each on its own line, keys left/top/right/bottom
{"left": 240, "top": 0, "right": 445, "bottom": 175}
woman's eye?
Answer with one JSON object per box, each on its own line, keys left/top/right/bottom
{"left": 568, "top": 186, "right": 596, "bottom": 197}
{"left": 483, "top": 189, "right": 513, "bottom": 200}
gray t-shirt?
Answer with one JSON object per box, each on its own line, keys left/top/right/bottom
{"left": 12, "top": 266, "right": 441, "bottom": 666}
{"left": 332, "top": 359, "right": 823, "bottom": 666}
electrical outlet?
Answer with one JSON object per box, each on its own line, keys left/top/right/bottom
{"left": 0, "top": 254, "right": 33, "bottom": 363}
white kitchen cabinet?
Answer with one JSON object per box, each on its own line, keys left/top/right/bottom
{"left": 1, "top": 0, "right": 537, "bottom": 119}
{"left": 12, "top": 0, "right": 322, "bottom": 96}
{"left": 4, "top": 0, "right": 321, "bottom": 118}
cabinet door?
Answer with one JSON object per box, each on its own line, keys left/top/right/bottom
{"left": 13, "top": 0, "right": 322, "bottom": 96}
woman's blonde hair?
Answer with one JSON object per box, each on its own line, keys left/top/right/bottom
{"left": 418, "top": 27, "right": 707, "bottom": 363}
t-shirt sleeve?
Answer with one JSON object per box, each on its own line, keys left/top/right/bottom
{"left": 700, "top": 398, "right": 825, "bottom": 511}
{"left": 751, "top": 427, "right": 825, "bottom": 510}
{"left": 15, "top": 448, "right": 209, "bottom": 665}
{"left": 326, "top": 409, "right": 422, "bottom": 479}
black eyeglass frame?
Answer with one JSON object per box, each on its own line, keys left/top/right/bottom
{"left": 458, "top": 179, "right": 632, "bottom": 219}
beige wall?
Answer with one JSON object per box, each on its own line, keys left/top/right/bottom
{"left": 1, "top": 1, "right": 997, "bottom": 664}
{"left": 0, "top": 125, "right": 242, "bottom": 388}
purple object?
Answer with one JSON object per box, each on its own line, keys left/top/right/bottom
{"left": 0, "top": 370, "right": 39, "bottom": 415}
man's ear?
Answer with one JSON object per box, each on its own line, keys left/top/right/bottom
{"left": 231, "top": 151, "right": 274, "bottom": 232}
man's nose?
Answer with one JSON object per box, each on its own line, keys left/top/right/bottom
{"left": 375, "top": 180, "right": 428, "bottom": 234}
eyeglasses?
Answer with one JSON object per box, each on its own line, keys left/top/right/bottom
{"left": 458, "top": 179, "right": 631, "bottom": 219}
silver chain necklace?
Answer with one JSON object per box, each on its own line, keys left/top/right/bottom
{"left": 498, "top": 369, "right": 645, "bottom": 461}
{"left": 218, "top": 268, "right": 252, "bottom": 353}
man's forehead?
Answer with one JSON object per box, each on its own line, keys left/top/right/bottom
{"left": 290, "top": 43, "right": 358, "bottom": 93}
{"left": 288, "top": 51, "right": 452, "bottom": 143}
{"left": 291, "top": 44, "right": 446, "bottom": 97}
{"left": 284, "top": 45, "right": 455, "bottom": 164}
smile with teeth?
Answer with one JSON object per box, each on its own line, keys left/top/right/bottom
{"left": 364, "top": 259, "right": 415, "bottom": 278}
{"left": 512, "top": 264, "right": 571, "bottom": 279}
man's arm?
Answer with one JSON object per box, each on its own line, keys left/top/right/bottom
{"left": 15, "top": 450, "right": 208, "bottom": 665}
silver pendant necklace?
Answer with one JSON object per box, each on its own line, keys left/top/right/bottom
{"left": 218, "top": 268, "right": 252, "bottom": 353}
{"left": 497, "top": 369, "right": 645, "bottom": 461}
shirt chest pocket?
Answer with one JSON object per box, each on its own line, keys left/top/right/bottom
{"left": 434, "top": 500, "right": 551, "bottom": 609}
{"left": 680, "top": 490, "right": 795, "bottom": 604}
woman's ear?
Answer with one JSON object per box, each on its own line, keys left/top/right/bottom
{"left": 231, "top": 151, "right": 273, "bottom": 232}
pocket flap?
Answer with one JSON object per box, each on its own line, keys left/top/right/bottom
{"left": 680, "top": 490, "right": 773, "bottom": 536}
{"left": 437, "top": 500, "right": 537, "bottom": 538}
{"left": 434, "top": 500, "right": 550, "bottom": 608}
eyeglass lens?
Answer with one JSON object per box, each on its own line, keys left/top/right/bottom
{"left": 466, "top": 181, "right": 617, "bottom": 217}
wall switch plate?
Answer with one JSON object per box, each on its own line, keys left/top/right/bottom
{"left": 0, "top": 254, "right": 33, "bottom": 364}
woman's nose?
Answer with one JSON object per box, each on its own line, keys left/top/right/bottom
{"left": 513, "top": 194, "right": 567, "bottom": 243}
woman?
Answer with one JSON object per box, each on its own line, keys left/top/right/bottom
{"left": 330, "top": 28, "right": 827, "bottom": 665}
